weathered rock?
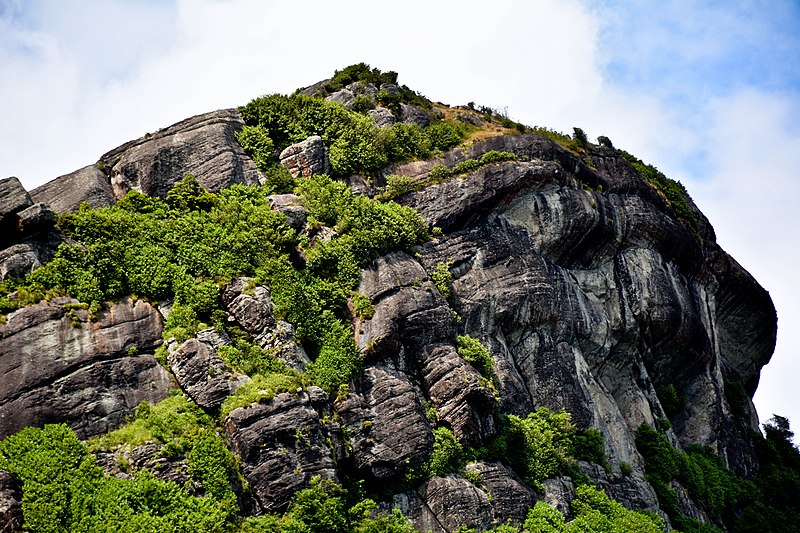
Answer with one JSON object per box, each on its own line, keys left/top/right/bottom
{"left": 379, "top": 83, "right": 401, "bottom": 98}
{"left": 335, "top": 366, "right": 433, "bottom": 478}
{"left": 0, "top": 297, "right": 173, "bottom": 438}
{"left": 368, "top": 106, "right": 397, "bottom": 128}
{"left": 222, "top": 279, "right": 310, "bottom": 370}
{"left": 417, "top": 474, "right": 494, "bottom": 532}
{"left": 400, "top": 103, "right": 434, "bottom": 128}
{"left": 325, "top": 88, "right": 355, "bottom": 108}
{"left": 168, "top": 338, "right": 249, "bottom": 410}
{"left": 0, "top": 243, "right": 41, "bottom": 280}
{"left": 268, "top": 193, "right": 307, "bottom": 232}
{"left": 0, "top": 470, "right": 22, "bottom": 533}
{"left": 223, "top": 392, "right": 337, "bottom": 513}
{"left": 346, "top": 81, "right": 378, "bottom": 97}
{"left": 579, "top": 461, "right": 662, "bottom": 515}
{"left": 99, "top": 109, "right": 262, "bottom": 199}
{"left": 391, "top": 490, "right": 446, "bottom": 533}
{"left": 278, "top": 135, "right": 331, "bottom": 179}
{"left": 357, "top": 252, "right": 497, "bottom": 443}
{"left": 0, "top": 177, "right": 32, "bottom": 222}
{"left": 542, "top": 476, "right": 575, "bottom": 516}
{"left": 94, "top": 442, "right": 192, "bottom": 487}
{"left": 31, "top": 164, "right": 115, "bottom": 213}
{"left": 468, "top": 462, "right": 537, "bottom": 524}
{"left": 16, "top": 202, "right": 55, "bottom": 233}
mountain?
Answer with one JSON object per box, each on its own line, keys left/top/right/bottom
{"left": 0, "top": 64, "right": 795, "bottom": 533}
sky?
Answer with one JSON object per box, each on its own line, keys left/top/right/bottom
{"left": 1, "top": 0, "right": 799, "bottom": 439}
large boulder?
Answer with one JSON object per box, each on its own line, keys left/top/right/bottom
{"left": 0, "top": 297, "right": 173, "bottom": 438}
{"left": 99, "top": 109, "right": 262, "bottom": 199}
{"left": 31, "top": 164, "right": 115, "bottom": 213}
{"left": 168, "top": 338, "right": 249, "bottom": 410}
{"left": 0, "top": 470, "right": 22, "bottom": 533}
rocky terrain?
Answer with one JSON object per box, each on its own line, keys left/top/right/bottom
{"left": 0, "top": 66, "right": 782, "bottom": 532}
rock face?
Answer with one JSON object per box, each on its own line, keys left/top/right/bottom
{"left": 99, "top": 109, "right": 262, "bottom": 199}
{"left": 31, "top": 164, "right": 115, "bottom": 214}
{"left": 223, "top": 392, "right": 337, "bottom": 513}
{"left": 0, "top": 470, "right": 22, "bottom": 533}
{"left": 168, "top": 338, "right": 249, "bottom": 410}
{"left": 0, "top": 297, "right": 173, "bottom": 439}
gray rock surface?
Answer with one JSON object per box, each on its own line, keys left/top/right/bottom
{"left": 278, "top": 135, "right": 331, "bottom": 179}
{"left": 416, "top": 474, "right": 494, "bottom": 532}
{"left": 0, "top": 470, "right": 22, "bottom": 533}
{"left": 168, "top": 338, "right": 249, "bottom": 410}
{"left": 335, "top": 366, "right": 433, "bottom": 478}
{"left": 16, "top": 202, "right": 55, "bottom": 233}
{"left": 0, "top": 177, "right": 32, "bottom": 222}
{"left": 357, "top": 252, "right": 498, "bottom": 444}
{"left": 400, "top": 103, "right": 434, "bottom": 128}
{"left": 468, "top": 461, "right": 537, "bottom": 524}
{"left": 368, "top": 106, "right": 397, "bottom": 127}
{"left": 0, "top": 243, "right": 41, "bottom": 280}
{"left": 223, "top": 392, "right": 337, "bottom": 513}
{"left": 0, "top": 297, "right": 173, "bottom": 438}
{"left": 99, "top": 109, "right": 262, "bottom": 198}
{"left": 325, "top": 89, "right": 356, "bottom": 108}
{"left": 268, "top": 193, "right": 307, "bottom": 231}
{"left": 31, "top": 164, "right": 115, "bottom": 213}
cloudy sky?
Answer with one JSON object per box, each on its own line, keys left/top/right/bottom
{"left": 2, "top": 0, "right": 799, "bottom": 438}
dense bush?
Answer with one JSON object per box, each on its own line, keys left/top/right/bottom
{"left": 456, "top": 334, "right": 495, "bottom": 380}
{"left": 0, "top": 424, "right": 234, "bottom": 532}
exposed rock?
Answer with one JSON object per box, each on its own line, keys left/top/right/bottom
{"left": 542, "top": 476, "right": 575, "bottom": 516}
{"left": 31, "top": 164, "right": 115, "bottom": 213}
{"left": 325, "top": 88, "right": 356, "bottom": 108}
{"left": 379, "top": 83, "right": 401, "bottom": 98}
{"left": 168, "top": 338, "right": 249, "bottom": 410}
{"left": 347, "top": 81, "right": 378, "bottom": 97}
{"left": 16, "top": 202, "right": 55, "bottom": 233}
{"left": 279, "top": 135, "right": 331, "bottom": 179}
{"left": 368, "top": 106, "right": 397, "bottom": 128}
{"left": 0, "top": 177, "right": 32, "bottom": 222}
{"left": 0, "top": 243, "right": 41, "bottom": 280}
{"left": 0, "top": 470, "right": 22, "bottom": 533}
{"left": 335, "top": 366, "right": 433, "bottom": 478}
{"left": 417, "top": 474, "right": 494, "bottom": 532}
{"left": 0, "top": 297, "right": 173, "bottom": 439}
{"left": 94, "top": 442, "right": 193, "bottom": 487}
{"left": 268, "top": 193, "right": 307, "bottom": 232}
{"left": 468, "top": 461, "right": 537, "bottom": 524}
{"left": 223, "top": 392, "right": 337, "bottom": 513}
{"left": 400, "top": 103, "right": 434, "bottom": 128}
{"left": 391, "top": 490, "right": 446, "bottom": 533}
{"left": 579, "top": 461, "right": 661, "bottom": 515}
{"left": 222, "top": 279, "right": 310, "bottom": 370}
{"left": 99, "top": 109, "right": 262, "bottom": 199}
{"left": 357, "top": 252, "right": 497, "bottom": 444}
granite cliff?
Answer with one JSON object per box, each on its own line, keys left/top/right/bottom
{"left": 0, "top": 65, "right": 783, "bottom": 532}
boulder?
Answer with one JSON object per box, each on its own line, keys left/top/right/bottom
{"left": 467, "top": 462, "right": 536, "bottom": 524}
{"left": 31, "top": 164, "right": 115, "bottom": 213}
{"left": 223, "top": 392, "right": 337, "bottom": 513}
{"left": 400, "top": 103, "right": 435, "bottom": 128}
{"left": 368, "top": 106, "right": 397, "bottom": 128}
{"left": 268, "top": 193, "right": 307, "bottom": 232}
{"left": 0, "top": 297, "right": 173, "bottom": 439}
{"left": 0, "top": 243, "right": 41, "bottom": 280}
{"left": 278, "top": 135, "right": 331, "bottom": 179}
{"left": 99, "top": 109, "right": 262, "bottom": 199}
{"left": 0, "top": 177, "right": 32, "bottom": 222}
{"left": 325, "top": 89, "right": 355, "bottom": 108}
{"left": 417, "top": 474, "right": 494, "bottom": 532}
{"left": 16, "top": 202, "right": 55, "bottom": 233}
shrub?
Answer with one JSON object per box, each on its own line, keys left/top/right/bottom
{"left": 235, "top": 124, "right": 275, "bottom": 171}
{"left": 456, "top": 334, "right": 494, "bottom": 379}
{"left": 425, "top": 121, "right": 468, "bottom": 152}
{"left": 597, "top": 135, "right": 614, "bottom": 148}
{"left": 427, "top": 163, "right": 451, "bottom": 182}
{"left": 377, "top": 174, "right": 423, "bottom": 200}
{"left": 572, "top": 127, "right": 588, "bottom": 147}
{"left": 430, "top": 262, "right": 453, "bottom": 299}
{"left": 656, "top": 384, "right": 687, "bottom": 419}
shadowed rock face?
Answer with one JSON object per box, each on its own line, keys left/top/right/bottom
{"left": 99, "top": 108, "right": 263, "bottom": 199}
{"left": 31, "top": 164, "right": 115, "bottom": 214}
{"left": 0, "top": 297, "right": 173, "bottom": 439}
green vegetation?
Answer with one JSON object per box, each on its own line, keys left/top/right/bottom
{"left": 0, "top": 424, "right": 234, "bottom": 532}
{"left": 456, "top": 334, "right": 495, "bottom": 381}
{"left": 656, "top": 384, "right": 687, "bottom": 420}
{"left": 430, "top": 261, "right": 453, "bottom": 299}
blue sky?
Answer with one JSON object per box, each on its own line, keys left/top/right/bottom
{"left": 2, "top": 0, "right": 800, "bottom": 440}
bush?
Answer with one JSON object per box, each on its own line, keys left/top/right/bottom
{"left": 425, "top": 121, "right": 468, "bottom": 152}
{"left": 656, "top": 384, "right": 687, "bottom": 420}
{"left": 456, "top": 334, "right": 494, "bottom": 379}
{"left": 430, "top": 262, "right": 453, "bottom": 298}
{"left": 236, "top": 124, "right": 275, "bottom": 171}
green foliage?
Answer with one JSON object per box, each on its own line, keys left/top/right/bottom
{"left": 424, "top": 151, "right": 517, "bottom": 185}
{"left": 329, "top": 63, "right": 398, "bottom": 91}
{"left": 381, "top": 122, "right": 431, "bottom": 162}
{"left": 425, "top": 120, "right": 473, "bottom": 152}
{"left": 165, "top": 174, "right": 217, "bottom": 212}
{"left": 236, "top": 124, "right": 275, "bottom": 171}
{"left": 571, "top": 428, "right": 608, "bottom": 469}
{"left": 0, "top": 424, "right": 233, "bottom": 532}
{"left": 597, "top": 135, "right": 614, "bottom": 149}
{"left": 219, "top": 372, "right": 305, "bottom": 418}
{"left": 185, "top": 430, "right": 238, "bottom": 501}
{"left": 483, "top": 408, "right": 576, "bottom": 487}
{"left": 351, "top": 292, "right": 374, "bottom": 320}
{"left": 217, "top": 338, "right": 285, "bottom": 376}
{"left": 656, "top": 384, "right": 687, "bottom": 420}
{"left": 427, "top": 427, "right": 465, "bottom": 477}
{"left": 571, "top": 127, "right": 588, "bottom": 147}
{"left": 261, "top": 164, "right": 297, "bottom": 195}
{"left": 456, "top": 334, "right": 494, "bottom": 380}
{"left": 376, "top": 174, "right": 424, "bottom": 200}
{"left": 430, "top": 262, "right": 453, "bottom": 299}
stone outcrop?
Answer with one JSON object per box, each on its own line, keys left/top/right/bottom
{"left": 222, "top": 278, "right": 310, "bottom": 370}
{"left": 98, "top": 109, "right": 262, "bottom": 199}
{"left": 31, "top": 164, "right": 115, "bottom": 214}
{"left": 223, "top": 392, "right": 337, "bottom": 513}
{"left": 168, "top": 338, "right": 249, "bottom": 410}
{"left": 268, "top": 193, "right": 307, "bottom": 232}
{"left": 0, "top": 297, "right": 173, "bottom": 438}
{"left": 368, "top": 106, "right": 397, "bottom": 127}
{"left": 278, "top": 135, "right": 331, "bottom": 179}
